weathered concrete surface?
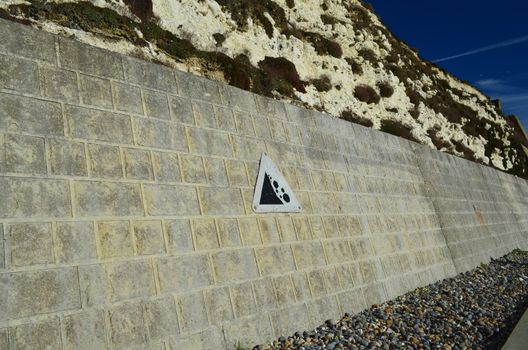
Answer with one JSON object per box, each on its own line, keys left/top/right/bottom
{"left": 501, "top": 308, "right": 528, "bottom": 350}
{"left": 0, "top": 18, "right": 527, "bottom": 349}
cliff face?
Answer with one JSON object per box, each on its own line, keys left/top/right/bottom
{"left": 2, "top": 0, "right": 526, "bottom": 177}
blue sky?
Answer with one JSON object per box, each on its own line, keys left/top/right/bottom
{"left": 368, "top": 0, "right": 528, "bottom": 128}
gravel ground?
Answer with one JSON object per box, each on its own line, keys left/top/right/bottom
{"left": 259, "top": 250, "right": 528, "bottom": 350}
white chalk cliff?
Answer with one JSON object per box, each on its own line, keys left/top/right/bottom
{"left": 2, "top": 0, "right": 526, "bottom": 176}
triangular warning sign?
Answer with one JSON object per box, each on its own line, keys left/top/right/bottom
{"left": 252, "top": 153, "right": 301, "bottom": 213}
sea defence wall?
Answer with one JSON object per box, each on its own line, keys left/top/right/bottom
{"left": 0, "top": 18, "right": 527, "bottom": 350}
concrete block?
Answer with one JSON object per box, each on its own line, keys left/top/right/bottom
{"left": 48, "top": 138, "right": 87, "bottom": 176}
{"left": 144, "top": 184, "right": 199, "bottom": 216}
{"left": 198, "top": 187, "right": 244, "bottom": 215}
{"left": 4, "top": 134, "right": 46, "bottom": 174}
{"left": 66, "top": 105, "right": 133, "bottom": 144}
{"left": 157, "top": 254, "right": 213, "bottom": 292}
{"left": 132, "top": 220, "right": 165, "bottom": 255}
{"left": 291, "top": 272, "right": 312, "bottom": 302}
{"left": 80, "top": 74, "right": 113, "bottom": 108}
{"left": 342, "top": 216, "right": 363, "bottom": 237}
{"left": 339, "top": 289, "right": 367, "bottom": 315}
{"left": 258, "top": 217, "right": 281, "bottom": 244}
{"left": 192, "top": 101, "right": 216, "bottom": 128}
{"left": 13, "top": 317, "right": 61, "bottom": 350}
{"left": 323, "top": 239, "right": 352, "bottom": 264}
{"left": 55, "top": 221, "right": 96, "bottom": 263}
{"left": 276, "top": 217, "right": 297, "bottom": 242}
{"left": 78, "top": 264, "right": 110, "bottom": 307}
{"left": 234, "top": 111, "right": 256, "bottom": 137}
{"left": 187, "top": 127, "right": 232, "bottom": 157}
{"left": 215, "top": 105, "right": 236, "bottom": 132}
{"left": 291, "top": 241, "right": 327, "bottom": 270}
{"left": 223, "top": 314, "right": 274, "bottom": 349}
{"left": 307, "top": 269, "right": 328, "bottom": 297}
{"left": 152, "top": 151, "right": 181, "bottom": 182}
{"left": 96, "top": 221, "right": 134, "bottom": 259}
{"left": 203, "top": 157, "right": 228, "bottom": 186}
{"left": 254, "top": 94, "right": 287, "bottom": 119}
{"left": 255, "top": 245, "right": 296, "bottom": 276}
{"left": 223, "top": 85, "right": 257, "bottom": 113}
{"left": 0, "top": 224, "right": 4, "bottom": 269}
{"left": 269, "top": 120, "right": 289, "bottom": 142}
{"left": 164, "top": 219, "right": 194, "bottom": 253}
{"left": 205, "top": 287, "right": 234, "bottom": 325}
{"left": 123, "top": 148, "right": 153, "bottom": 180}
{"left": 63, "top": 310, "right": 107, "bottom": 350}
{"left": 6, "top": 222, "right": 53, "bottom": 267}
{"left": 238, "top": 218, "right": 262, "bottom": 246}
{"left": 201, "top": 77, "right": 225, "bottom": 105}
{"left": 134, "top": 118, "right": 187, "bottom": 151}
{"left": 216, "top": 218, "right": 241, "bottom": 248}
{"left": 123, "top": 56, "right": 176, "bottom": 92}
{"left": 359, "top": 260, "right": 381, "bottom": 284}
{"left": 323, "top": 267, "right": 342, "bottom": 294}
{"left": 73, "top": 181, "right": 143, "bottom": 217}
{"left": 309, "top": 216, "right": 326, "bottom": 239}
{"left": 108, "top": 302, "right": 148, "bottom": 350}
{"left": 0, "top": 328, "right": 8, "bottom": 349}
{"left": 235, "top": 130, "right": 260, "bottom": 157}
{"left": 40, "top": 66, "right": 79, "bottom": 103}
{"left": 106, "top": 260, "right": 155, "bottom": 302}
{"left": 169, "top": 95, "right": 194, "bottom": 124}
{"left": 308, "top": 296, "right": 341, "bottom": 326}
{"left": 0, "top": 93, "right": 63, "bottom": 136}
{"left": 253, "top": 115, "right": 272, "bottom": 139}
{"left": 230, "top": 281, "right": 257, "bottom": 318}
{"left": 87, "top": 144, "right": 123, "bottom": 179}
{"left": 293, "top": 217, "right": 313, "bottom": 241}
{"left": 271, "top": 303, "right": 313, "bottom": 341}
{"left": 0, "top": 18, "right": 56, "bottom": 62}
{"left": 143, "top": 89, "right": 170, "bottom": 120}
{"left": 225, "top": 160, "right": 249, "bottom": 187}
{"left": 59, "top": 37, "right": 123, "bottom": 78}
{"left": 252, "top": 278, "right": 277, "bottom": 310}
{"left": 335, "top": 263, "right": 354, "bottom": 290}
{"left": 113, "top": 82, "right": 143, "bottom": 114}
{"left": 174, "top": 70, "right": 205, "bottom": 99}
{"left": 273, "top": 275, "right": 296, "bottom": 306}
{"left": 168, "top": 327, "right": 224, "bottom": 350}
{"left": 0, "top": 177, "right": 71, "bottom": 219}
{"left": 192, "top": 218, "right": 219, "bottom": 251}
{"left": 240, "top": 188, "right": 254, "bottom": 214}
{"left": 0, "top": 53, "right": 39, "bottom": 94}
{"left": 322, "top": 216, "right": 339, "bottom": 238}
{"left": 143, "top": 297, "right": 179, "bottom": 341}
{"left": 176, "top": 291, "right": 209, "bottom": 332}
{"left": 181, "top": 154, "right": 206, "bottom": 183}
{"left": 211, "top": 248, "right": 259, "bottom": 283}
{"left": 0, "top": 267, "right": 80, "bottom": 320}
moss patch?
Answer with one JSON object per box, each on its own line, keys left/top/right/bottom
{"left": 258, "top": 56, "right": 306, "bottom": 93}
{"left": 310, "top": 75, "right": 332, "bottom": 92}
{"left": 380, "top": 120, "right": 419, "bottom": 143}
{"left": 354, "top": 85, "right": 380, "bottom": 104}
{"left": 341, "top": 110, "right": 374, "bottom": 128}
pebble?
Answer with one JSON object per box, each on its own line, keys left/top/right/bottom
{"left": 259, "top": 250, "right": 528, "bottom": 350}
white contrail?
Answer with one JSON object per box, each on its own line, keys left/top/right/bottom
{"left": 434, "top": 34, "right": 528, "bottom": 63}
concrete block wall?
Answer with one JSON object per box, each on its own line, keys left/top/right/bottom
{"left": 416, "top": 147, "right": 528, "bottom": 272}
{"left": 0, "top": 18, "right": 526, "bottom": 349}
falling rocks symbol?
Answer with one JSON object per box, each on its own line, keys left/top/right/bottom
{"left": 252, "top": 153, "right": 301, "bottom": 213}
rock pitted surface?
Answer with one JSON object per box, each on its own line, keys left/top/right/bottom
{"left": 0, "top": 0, "right": 526, "bottom": 177}
{"left": 259, "top": 250, "right": 528, "bottom": 350}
